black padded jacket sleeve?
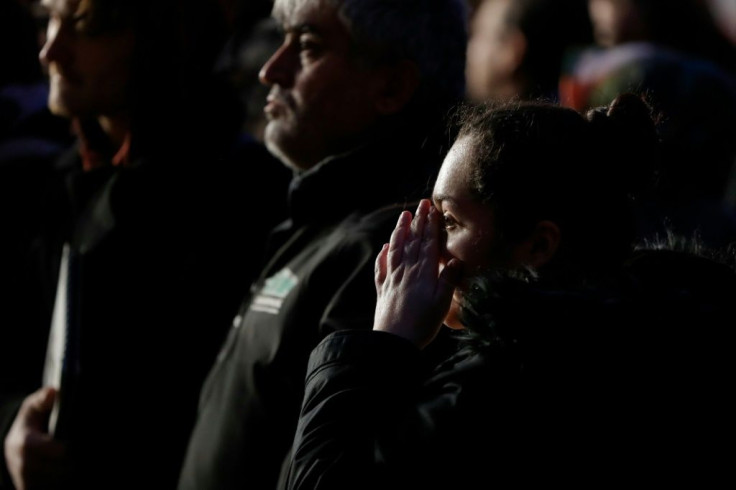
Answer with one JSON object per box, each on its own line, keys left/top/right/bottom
{"left": 284, "top": 330, "right": 503, "bottom": 490}
{"left": 284, "top": 329, "right": 422, "bottom": 490}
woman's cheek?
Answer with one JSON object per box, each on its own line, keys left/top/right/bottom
{"left": 443, "top": 294, "right": 465, "bottom": 330}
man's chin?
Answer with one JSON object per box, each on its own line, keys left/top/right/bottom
{"left": 47, "top": 99, "right": 74, "bottom": 118}
{"left": 263, "top": 125, "right": 322, "bottom": 171}
{"left": 47, "top": 91, "right": 92, "bottom": 119}
{"left": 263, "top": 131, "right": 301, "bottom": 171}
{"left": 263, "top": 125, "right": 287, "bottom": 157}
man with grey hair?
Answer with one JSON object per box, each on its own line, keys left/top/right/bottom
{"left": 178, "top": 0, "right": 467, "bottom": 489}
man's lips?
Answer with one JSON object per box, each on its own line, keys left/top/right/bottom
{"left": 264, "top": 97, "right": 286, "bottom": 118}
{"left": 264, "top": 91, "right": 294, "bottom": 119}
{"left": 49, "top": 67, "right": 83, "bottom": 86}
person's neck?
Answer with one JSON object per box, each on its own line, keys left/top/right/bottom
{"left": 98, "top": 113, "right": 131, "bottom": 151}
{"left": 75, "top": 113, "right": 132, "bottom": 171}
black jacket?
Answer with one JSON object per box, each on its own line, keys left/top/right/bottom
{"left": 0, "top": 135, "right": 290, "bottom": 489}
{"left": 285, "top": 249, "right": 736, "bottom": 489}
{"left": 178, "top": 123, "right": 456, "bottom": 490}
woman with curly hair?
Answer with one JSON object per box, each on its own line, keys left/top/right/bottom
{"left": 284, "top": 93, "right": 736, "bottom": 489}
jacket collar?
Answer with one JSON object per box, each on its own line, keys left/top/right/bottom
{"left": 286, "top": 120, "right": 448, "bottom": 227}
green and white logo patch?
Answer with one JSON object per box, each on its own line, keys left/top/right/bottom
{"left": 250, "top": 268, "right": 299, "bottom": 315}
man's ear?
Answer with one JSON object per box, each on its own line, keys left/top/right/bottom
{"left": 374, "top": 60, "right": 421, "bottom": 115}
{"left": 512, "top": 220, "right": 561, "bottom": 269}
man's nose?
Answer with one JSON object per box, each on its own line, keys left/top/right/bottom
{"left": 258, "top": 42, "right": 297, "bottom": 87}
{"left": 39, "top": 19, "right": 71, "bottom": 68}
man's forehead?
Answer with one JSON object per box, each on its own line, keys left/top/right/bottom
{"left": 273, "top": 0, "right": 336, "bottom": 27}
{"left": 41, "top": 0, "right": 84, "bottom": 14}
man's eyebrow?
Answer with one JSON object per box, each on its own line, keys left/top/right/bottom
{"left": 284, "top": 24, "right": 321, "bottom": 36}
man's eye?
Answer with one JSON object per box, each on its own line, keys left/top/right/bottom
{"left": 299, "top": 38, "right": 321, "bottom": 54}
{"left": 71, "top": 12, "right": 91, "bottom": 32}
{"left": 442, "top": 214, "right": 458, "bottom": 230}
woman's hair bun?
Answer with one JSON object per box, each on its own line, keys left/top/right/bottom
{"left": 607, "top": 93, "right": 659, "bottom": 137}
{"left": 586, "top": 93, "right": 661, "bottom": 199}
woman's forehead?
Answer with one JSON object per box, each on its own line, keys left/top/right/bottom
{"left": 433, "top": 138, "right": 475, "bottom": 201}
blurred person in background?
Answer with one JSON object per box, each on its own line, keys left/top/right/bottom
{"left": 465, "top": 0, "right": 592, "bottom": 102}
{"left": 0, "top": 0, "right": 72, "bottom": 165}
{"left": 0, "top": 0, "right": 289, "bottom": 488}
{"left": 1, "top": 0, "right": 74, "bottom": 363}
{"left": 587, "top": 0, "right": 736, "bottom": 73}
{"left": 705, "top": 0, "right": 736, "bottom": 46}
{"left": 560, "top": 0, "right": 736, "bottom": 248}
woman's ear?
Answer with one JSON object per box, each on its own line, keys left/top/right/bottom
{"left": 374, "top": 60, "right": 421, "bottom": 115}
{"left": 512, "top": 220, "right": 561, "bottom": 268}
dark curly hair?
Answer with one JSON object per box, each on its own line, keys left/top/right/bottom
{"left": 453, "top": 93, "right": 660, "bottom": 279}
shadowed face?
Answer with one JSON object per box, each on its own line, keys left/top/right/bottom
{"left": 466, "top": 0, "right": 518, "bottom": 101}
{"left": 432, "top": 136, "right": 505, "bottom": 329}
{"left": 39, "top": 0, "right": 134, "bottom": 118}
{"left": 258, "top": 0, "right": 388, "bottom": 171}
{"left": 588, "top": 0, "right": 645, "bottom": 47}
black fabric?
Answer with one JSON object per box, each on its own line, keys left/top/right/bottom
{"left": 285, "top": 249, "right": 736, "bottom": 489}
{"left": 178, "top": 122, "right": 455, "bottom": 490}
{"left": 0, "top": 133, "right": 290, "bottom": 489}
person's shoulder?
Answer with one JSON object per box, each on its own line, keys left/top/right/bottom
{"left": 618, "top": 246, "right": 736, "bottom": 370}
{"left": 312, "top": 205, "right": 403, "bottom": 262}
{"left": 295, "top": 203, "right": 418, "bottom": 284}
{"left": 624, "top": 246, "right": 736, "bottom": 303}
{"left": 360, "top": 202, "right": 415, "bottom": 228}
{"left": 323, "top": 203, "right": 414, "bottom": 256}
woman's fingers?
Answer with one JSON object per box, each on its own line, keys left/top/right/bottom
{"left": 421, "top": 204, "right": 440, "bottom": 262}
{"left": 404, "top": 200, "right": 431, "bottom": 262}
{"left": 374, "top": 243, "right": 389, "bottom": 290}
{"left": 387, "top": 200, "right": 441, "bottom": 283}
{"left": 410, "top": 200, "right": 430, "bottom": 241}
{"left": 388, "top": 211, "right": 410, "bottom": 270}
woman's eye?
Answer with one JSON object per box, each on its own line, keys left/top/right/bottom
{"left": 442, "top": 214, "right": 458, "bottom": 230}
